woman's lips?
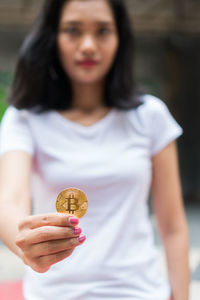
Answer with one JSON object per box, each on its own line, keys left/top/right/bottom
{"left": 78, "top": 60, "right": 98, "bottom": 68}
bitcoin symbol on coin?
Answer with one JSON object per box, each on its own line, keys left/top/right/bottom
{"left": 63, "top": 194, "right": 79, "bottom": 214}
{"left": 56, "top": 188, "right": 88, "bottom": 218}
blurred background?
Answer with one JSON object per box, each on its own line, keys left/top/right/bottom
{"left": 0, "top": 0, "right": 200, "bottom": 299}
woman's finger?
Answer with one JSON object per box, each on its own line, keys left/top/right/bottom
{"left": 16, "top": 225, "right": 82, "bottom": 248}
{"left": 32, "top": 249, "right": 74, "bottom": 273}
{"left": 19, "top": 213, "right": 79, "bottom": 230}
{"left": 29, "top": 226, "right": 82, "bottom": 244}
{"left": 29, "top": 235, "right": 85, "bottom": 257}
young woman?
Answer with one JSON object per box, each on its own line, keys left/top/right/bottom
{"left": 0, "top": 0, "right": 190, "bottom": 299}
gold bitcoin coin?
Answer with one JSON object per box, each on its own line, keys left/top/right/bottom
{"left": 56, "top": 188, "right": 88, "bottom": 218}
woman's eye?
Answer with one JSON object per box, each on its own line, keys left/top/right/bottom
{"left": 98, "top": 28, "right": 111, "bottom": 36}
{"left": 63, "top": 27, "right": 80, "bottom": 36}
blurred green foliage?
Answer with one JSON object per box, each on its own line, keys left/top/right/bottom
{"left": 0, "top": 88, "right": 8, "bottom": 120}
{"left": 0, "top": 71, "right": 13, "bottom": 121}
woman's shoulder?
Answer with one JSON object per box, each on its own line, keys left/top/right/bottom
{"left": 137, "top": 94, "right": 168, "bottom": 114}
{"left": 0, "top": 106, "right": 37, "bottom": 156}
{"left": 2, "top": 105, "right": 50, "bottom": 125}
{"left": 1, "top": 106, "right": 30, "bottom": 127}
{"left": 124, "top": 94, "right": 182, "bottom": 155}
{"left": 125, "top": 94, "right": 169, "bottom": 125}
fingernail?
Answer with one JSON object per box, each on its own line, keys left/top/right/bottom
{"left": 74, "top": 227, "right": 82, "bottom": 235}
{"left": 69, "top": 217, "right": 79, "bottom": 225}
{"left": 78, "top": 235, "right": 86, "bottom": 243}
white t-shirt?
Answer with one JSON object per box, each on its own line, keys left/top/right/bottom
{"left": 0, "top": 95, "right": 182, "bottom": 300}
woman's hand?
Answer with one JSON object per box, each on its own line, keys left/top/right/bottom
{"left": 16, "top": 213, "right": 86, "bottom": 273}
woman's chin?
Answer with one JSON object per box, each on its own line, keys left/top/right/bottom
{"left": 72, "top": 76, "right": 104, "bottom": 85}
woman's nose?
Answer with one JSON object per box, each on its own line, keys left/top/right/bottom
{"left": 80, "top": 35, "right": 97, "bottom": 55}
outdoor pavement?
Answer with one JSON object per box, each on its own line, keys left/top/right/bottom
{"left": 0, "top": 204, "right": 199, "bottom": 300}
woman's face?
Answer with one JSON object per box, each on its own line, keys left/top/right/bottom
{"left": 57, "top": 0, "right": 119, "bottom": 84}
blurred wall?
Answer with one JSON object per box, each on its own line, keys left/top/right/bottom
{"left": 0, "top": 0, "right": 200, "bottom": 202}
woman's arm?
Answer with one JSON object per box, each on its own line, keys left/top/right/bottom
{"left": 0, "top": 151, "right": 32, "bottom": 257}
{"left": 0, "top": 151, "right": 85, "bottom": 273}
{"left": 151, "top": 141, "right": 190, "bottom": 300}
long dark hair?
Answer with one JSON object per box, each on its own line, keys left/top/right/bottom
{"left": 9, "top": 0, "right": 143, "bottom": 111}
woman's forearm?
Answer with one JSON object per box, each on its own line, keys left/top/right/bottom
{"left": 162, "top": 229, "right": 190, "bottom": 300}
{"left": 0, "top": 152, "right": 32, "bottom": 258}
{"left": 0, "top": 198, "right": 29, "bottom": 258}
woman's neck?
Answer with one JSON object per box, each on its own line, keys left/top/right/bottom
{"left": 71, "top": 81, "right": 105, "bottom": 112}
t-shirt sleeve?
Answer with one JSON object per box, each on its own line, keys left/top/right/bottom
{"left": 0, "top": 106, "right": 34, "bottom": 156}
{"left": 146, "top": 96, "right": 183, "bottom": 156}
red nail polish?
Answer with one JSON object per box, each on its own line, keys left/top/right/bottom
{"left": 78, "top": 235, "right": 86, "bottom": 243}
{"left": 69, "top": 217, "right": 79, "bottom": 225}
{"left": 74, "top": 228, "right": 82, "bottom": 235}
